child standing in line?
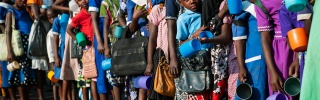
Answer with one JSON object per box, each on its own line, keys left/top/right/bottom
{"left": 254, "top": 0, "right": 295, "bottom": 99}
{"left": 46, "top": 7, "right": 62, "bottom": 100}
{"left": 67, "top": 0, "right": 101, "bottom": 99}
{"left": 0, "top": 1, "right": 14, "bottom": 99}
{"left": 6, "top": 0, "right": 36, "bottom": 99}
{"left": 233, "top": 1, "right": 268, "bottom": 100}
{"left": 145, "top": 2, "right": 175, "bottom": 100}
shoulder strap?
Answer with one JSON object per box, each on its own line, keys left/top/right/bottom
{"left": 254, "top": 0, "right": 272, "bottom": 20}
{"left": 7, "top": 9, "right": 16, "bottom": 30}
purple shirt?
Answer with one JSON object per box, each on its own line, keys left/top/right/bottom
{"left": 279, "top": 4, "right": 304, "bottom": 37}
{"left": 254, "top": 0, "right": 282, "bottom": 36}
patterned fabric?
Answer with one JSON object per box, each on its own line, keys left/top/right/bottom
{"left": 227, "top": 43, "right": 239, "bottom": 100}
{"left": 147, "top": 5, "right": 169, "bottom": 60}
{"left": 210, "top": 43, "right": 230, "bottom": 100}
{"left": 9, "top": 34, "right": 37, "bottom": 85}
{"left": 82, "top": 45, "right": 97, "bottom": 79}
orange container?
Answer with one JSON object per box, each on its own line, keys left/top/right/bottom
{"left": 288, "top": 28, "right": 308, "bottom": 52}
{"left": 47, "top": 71, "right": 59, "bottom": 83}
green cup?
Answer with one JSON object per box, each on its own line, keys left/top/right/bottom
{"left": 136, "top": 5, "right": 147, "bottom": 20}
{"left": 284, "top": 77, "right": 301, "bottom": 96}
{"left": 76, "top": 32, "right": 88, "bottom": 47}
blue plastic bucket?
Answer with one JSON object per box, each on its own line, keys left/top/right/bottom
{"left": 199, "top": 31, "right": 214, "bottom": 49}
{"left": 179, "top": 39, "right": 201, "bottom": 58}
{"left": 101, "top": 58, "right": 112, "bottom": 70}
{"left": 227, "top": 0, "right": 242, "bottom": 14}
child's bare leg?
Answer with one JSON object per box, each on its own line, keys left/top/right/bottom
{"left": 90, "top": 81, "right": 99, "bottom": 100}
{"left": 52, "top": 84, "right": 58, "bottom": 100}
{"left": 113, "top": 86, "right": 121, "bottom": 100}
{"left": 82, "top": 87, "right": 88, "bottom": 100}
{"left": 138, "top": 88, "right": 146, "bottom": 100}
{"left": 7, "top": 87, "right": 15, "bottom": 100}
{"left": 61, "top": 80, "right": 69, "bottom": 100}
{"left": 36, "top": 70, "right": 45, "bottom": 100}
{"left": 17, "top": 86, "right": 25, "bottom": 100}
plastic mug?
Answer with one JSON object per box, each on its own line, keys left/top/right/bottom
{"left": 284, "top": 77, "right": 301, "bottom": 96}
{"left": 285, "top": 0, "right": 307, "bottom": 12}
{"left": 114, "top": 26, "right": 124, "bottom": 38}
{"left": 227, "top": 0, "right": 242, "bottom": 14}
{"left": 7, "top": 61, "right": 19, "bottom": 71}
{"left": 267, "top": 91, "right": 288, "bottom": 100}
{"left": 69, "top": 0, "right": 80, "bottom": 12}
{"left": 236, "top": 83, "right": 252, "bottom": 99}
{"left": 179, "top": 39, "right": 201, "bottom": 58}
{"left": 47, "top": 71, "right": 59, "bottom": 83}
{"left": 133, "top": 76, "right": 142, "bottom": 88}
{"left": 136, "top": 5, "right": 147, "bottom": 20}
{"left": 76, "top": 32, "right": 88, "bottom": 47}
{"left": 288, "top": 28, "right": 308, "bottom": 52}
{"left": 60, "top": 14, "right": 69, "bottom": 27}
{"left": 199, "top": 31, "right": 214, "bottom": 49}
{"left": 101, "top": 58, "right": 112, "bottom": 70}
{"left": 138, "top": 76, "right": 152, "bottom": 89}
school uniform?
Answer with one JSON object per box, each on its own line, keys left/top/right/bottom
{"left": 233, "top": 8, "right": 267, "bottom": 100}
{"left": 254, "top": 0, "right": 295, "bottom": 97}
{"left": 7, "top": 8, "right": 37, "bottom": 86}
{"left": 52, "top": 15, "right": 68, "bottom": 80}
{"left": 89, "top": 0, "right": 115, "bottom": 94}
{"left": 279, "top": 3, "right": 305, "bottom": 84}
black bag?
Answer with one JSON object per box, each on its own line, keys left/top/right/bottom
{"left": 71, "top": 39, "right": 83, "bottom": 58}
{"left": 111, "top": 26, "right": 148, "bottom": 76}
{"left": 177, "top": 69, "right": 211, "bottom": 93}
{"left": 180, "top": 50, "right": 211, "bottom": 71}
{"left": 29, "top": 20, "right": 48, "bottom": 56}
{"left": 177, "top": 50, "right": 212, "bottom": 92}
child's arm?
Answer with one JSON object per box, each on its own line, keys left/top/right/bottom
{"left": 103, "top": 15, "right": 111, "bottom": 58}
{"left": 180, "top": 26, "right": 207, "bottom": 44}
{"left": 128, "top": 5, "right": 148, "bottom": 33}
{"left": 5, "top": 11, "right": 13, "bottom": 62}
{"left": 52, "top": 19, "right": 61, "bottom": 68}
{"left": 66, "top": 24, "right": 76, "bottom": 39}
{"left": 199, "top": 2, "right": 231, "bottom": 45}
{"left": 52, "top": 0, "right": 70, "bottom": 12}
{"left": 118, "top": 9, "right": 127, "bottom": 26}
{"left": 91, "top": 11, "right": 105, "bottom": 54}
{"left": 145, "top": 21, "right": 158, "bottom": 76}
{"left": 0, "top": 23, "right": 5, "bottom": 33}
{"left": 261, "top": 31, "right": 283, "bottom": 92}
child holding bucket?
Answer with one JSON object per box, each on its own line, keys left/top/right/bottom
{"left": 144, "top": 2, "right": 175, "bottom": 99}
{"left": 66, "top": 0, "right": 102, "bottom": 99}
{"left": 52, "top": 0, "right": 80, "bottom": 99}
{"left": 6, "top": 0, "right": 37, "bottom": 99}
{"left": 88, "top": 0, "right": 115, "bottom": 99}
{"left": 254, "top": 0, "right": 295, "bottom": 98}
{"left": 232, "top": 0, "right": 268, "bottom": 100}
{"left": 46, "top": 7, "right": 63, "bottom": 100}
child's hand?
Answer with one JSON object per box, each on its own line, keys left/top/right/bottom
{"left": 269, "top": 71, "right": 284, "bottom": 92}
{"left": 133, "top": 5, "right": 148, "bottom": 20}
{"left": 98, "top": 43, "right": 105, "bottom": 55}
{"left": 54, "top": 57, "right": 61, "bottom": 68}
{"left": 144, "top": 63, "right": 153, "bottom": 76}
{"left": 7, "top": 51, "right": 14, "bottom": 63}
{"left": 104, "top": 46, "right": 111, "bottom": 58}
{"left": 289, "top": 57, "right": 300, "bottom": 77}
{"left": 238, "top": 67, "right": 247, "bottom": 83}
{"left": 221, "top": 1, "right": 229, "bottom": 13}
